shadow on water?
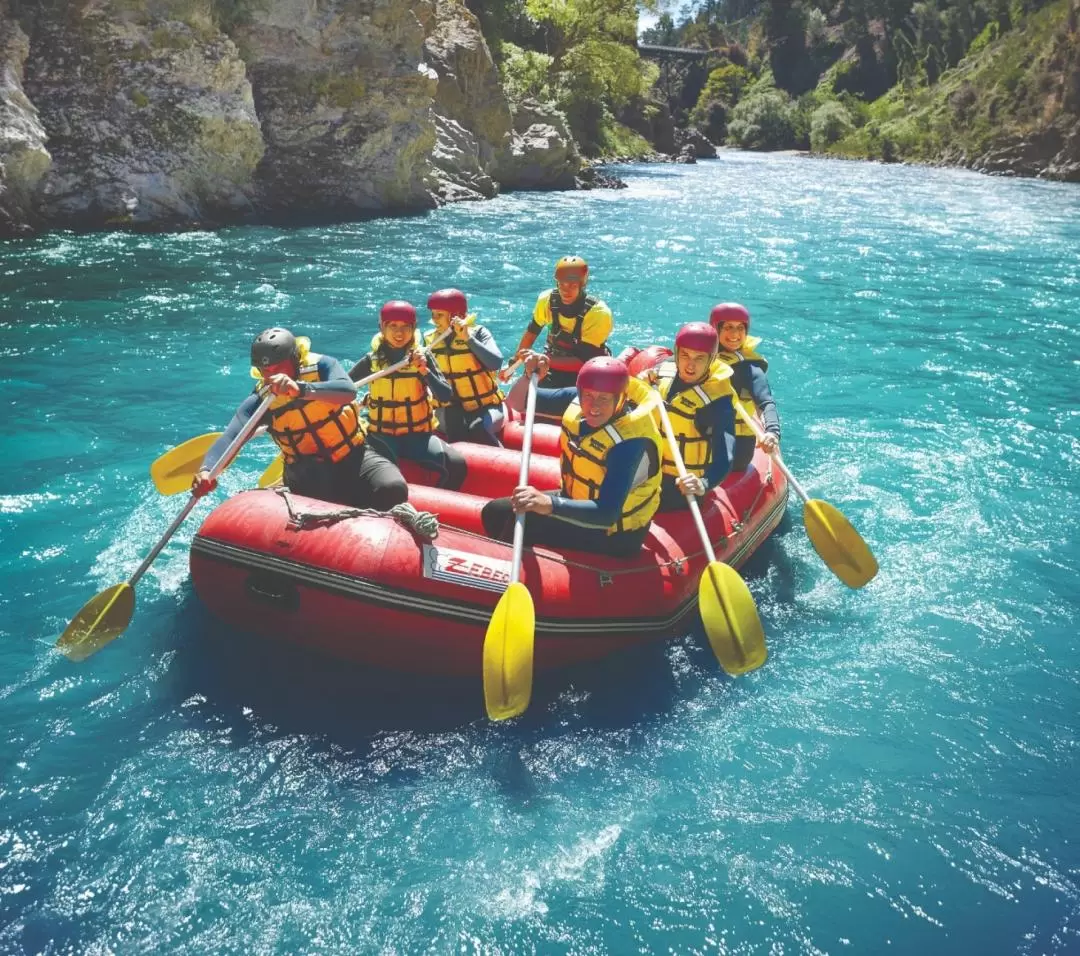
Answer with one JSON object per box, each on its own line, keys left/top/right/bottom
{"left": 164, "top": 593, "right": 698, "bottom": 750}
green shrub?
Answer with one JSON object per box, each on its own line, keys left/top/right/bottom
{"left": 499, "top": 42, "right": 555, "bottom": 105}
{"left": 810, "top": 101, "right": 855, "bottom": 151}
{"left": 689, "top": 62, "right": 752, "bottom": 142}
{"left": 968, "top": 21, "right": 1001, "bottom": 57}
{"left": 726, "top": 89, "right": 798, "bottom": 150}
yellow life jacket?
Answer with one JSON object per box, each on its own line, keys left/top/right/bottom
{"left": 424, "top": 315, "right": 504, "bottom": 413}
{"left": 365, "top": 331, "right": 436, "bottom": 436}
{"left": 558, "top": 377, "right": 663, "bottom": 534}
{"left": 713, "top": 335, "right": 768, "bottom": 439}
{"left": 655, "top": 360, "right": 735, "bottom": 479}
{"left": 254, "top": 348, "right": 367, "bottom": 464}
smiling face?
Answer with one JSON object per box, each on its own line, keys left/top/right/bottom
{"left": 676, "top": 347, "right": 713, "bottom": 384}
{"left": 430, "top": 309, "right": 453, "bottom": 332}
{"left": 579, "top": 388, "right": 619, "bottom": 429}
{"left": 382, "top": 320, "right": 415, "bottom": 349}
{"left": 717, "top": 321, "right": 748, "bottom": 352}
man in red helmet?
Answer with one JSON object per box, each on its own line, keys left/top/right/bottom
{"left": 348, "top": 301, "right": 467, "bottom": 490}
{"left": 424, "top": 288, "right": 507, "bottom": 447}
{"left": 708, "top": 302, "right": 780, "bottom": 471}
{"left": 192, "top": 327, "right": 408, "bottom": 510}
{"left": 480, "top": 353, "right": 663, "bottom": 557}
{"left": 511, "top": 255, "right": 614, "bottom": 389}
{"left": 639, "top": 322, "right": 738, "bottom": 510}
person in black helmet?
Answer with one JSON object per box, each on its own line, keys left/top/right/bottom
{"left": 192, "top": 328, "right": 408, "bottom": 510}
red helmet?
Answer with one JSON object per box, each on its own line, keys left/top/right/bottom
{"left": 554, "top": 255, "right": 588, "bottom": 283}
{"left": 427, "top": 288, "right": 467, "bottom": 317}
{"left": 380, "top": 300, "right": 417, "bottom": 327}
{"left": 709, "top": 302, "right": 750, "bottom": 330}
{"left": 626, "top": 345, "right": 673, "bottom": 378}
{"left": 675, "top": 322, "right": 719, "bottom": 355}
{"left": 577, "top": 356, "right": 629, "bottom": 396}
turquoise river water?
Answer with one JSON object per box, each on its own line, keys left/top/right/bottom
{"left": 1, "top": 154, "right": 1078, "bottom": 955}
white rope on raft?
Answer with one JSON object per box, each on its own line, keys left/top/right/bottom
{"left": 275, "top": 488, "right": 440, "bottom": 540}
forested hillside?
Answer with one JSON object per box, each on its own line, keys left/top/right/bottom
{"left": 640, "top": 0, "right": 1079, "bottom": 177}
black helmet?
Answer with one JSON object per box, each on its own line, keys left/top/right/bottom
{"left": 251, "top": 327, "right": 298, "bottom": 370}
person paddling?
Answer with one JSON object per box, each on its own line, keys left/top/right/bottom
{"left": 349, "top": 301, "right": 467, "bottom": 490}
{"left": 709, "top": 303, "right": 780, "bottom": 471}
{"left": 512, "top": 256, "right": 614, "bottom": 389}
{"left": 424, "top": 288, "right": 507, "bottom": 447}
{"left": 192, "top": 328, "right": 408, "bottom": 508}
{"left": 481, "top": 354, "right": 662, "bottom": 557}
{"left": 639, "top": 322, "right": 737, "bottom": 511}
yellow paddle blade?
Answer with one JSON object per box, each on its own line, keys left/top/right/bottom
{"left": 482, "top": 581, "right": 535, "bottom": 720}
{"left": 258, "top": 454, "right": 285, "bottom": 489}
{"left": 56, "top": 583, "right": 135, "bottom": 662}
{"left": 803, "top": 499, "right": 879, "bottom": 589}
{"left": 698, "top": 562, "right": 768, "bottom": 676}
{"left": 149, "top": 433, "right": 223, "bottom": 496}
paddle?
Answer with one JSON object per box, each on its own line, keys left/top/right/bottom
{"left": 733, "top": 401, "right": 878, "bottom": 589}
{"left": 482, "top": 370, "right": 539, "bottom": 720}
{"left": 655, "top": 400, "right": 768, "bottom": 675}
{"left": 150, "top": 432, "right": 224, "bottom": 496}
{"left": 56, "top": 391, "right": 277, "bottom": 662}
{"left": 257, "top": 328, "right": 456, "bottom": 490}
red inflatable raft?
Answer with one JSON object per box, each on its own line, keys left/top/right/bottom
{"left": 190, "top": 417, "right": 788, "bottom": 675}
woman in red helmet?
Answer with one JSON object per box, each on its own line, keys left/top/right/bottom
{"left": 424, "top": 288, "right": 507, "bottom": 447}
{"left": 480, "top": 354, "right": 663, "bottom": 557}
{"left": 639, "top": 322, "right": 738, "bottom": 511}
{"left": 348, "top": 301, "right": 467, "bottom": 490}
{"left": 708, "top": 303, "right": 780, "bottom": 471}
{"left": 512, "top": 255, "right": 614, "bottom": 389}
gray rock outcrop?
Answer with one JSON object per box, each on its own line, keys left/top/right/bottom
{"left": 673, "top": 127, "right": 717, "bottom": 159}
{"left": 0, "top": 6, "right": 49, "bottom": 237}
{"left": 21, "top": 1, "right": 263, "bottom": 229}
{"left": 0, "top": 0, "right": 586, "bottom": 234}
{"left": 496, "top": 98, "right": 580, "bottom": 191}
{"left": 232, "top": 0, "right": 438, "bottom": 220}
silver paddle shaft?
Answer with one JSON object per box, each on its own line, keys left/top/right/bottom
{"left": 731, "top": 399, "right": 808, "bottom": 503}
{"left": 128, "top": 391, "right": 276, "bottom": 587}
{"left": 511, "top": 372, "right": 540, "bottom": 583}
{"left": 655, "top": 399, "right": 718, "bottom": 565}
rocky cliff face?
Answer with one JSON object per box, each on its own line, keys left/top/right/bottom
{"left": 231, "top": 0, "right": 439, "bottom": 220}
{"left": 20, "top": 0, "right": 263, "bottom": 230}
{"left": 0, "top": 0, "right": 581, "bottom": 237}
{"left": 0, "top": 4, "right": 49, "bottom": 236}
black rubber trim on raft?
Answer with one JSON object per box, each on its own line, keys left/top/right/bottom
{"left": 190, "top": 486, "right": 787, "bottom": 639}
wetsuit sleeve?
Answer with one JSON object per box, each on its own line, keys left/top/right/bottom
{"left": 199, "top": 392, "right": 266, "bottom": 474}
{"left": 348, "top": 354, "right": 374, "bottom": 383}
{"left": 306, "top": 356, "right": 358, "bottom": 405}
{"left": 467, "top": 325, "right": 503, "bottom": 370}
{"left": 579, "top": 300, "right": 613, "bottom": 348}
{"left": 422, "top": 351, "right": 454, "bottom": 403}
{"left": 550, "top": 439, "right": 649, "bottom": 528}
{"left": 531, "top": 290, "right": 552, "bottom": 329}
{"left": 749, "top": 365, "right": 781, "bottom": 437}
{"left": 696, "top": 398, "right": 736, "bottom": 488}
